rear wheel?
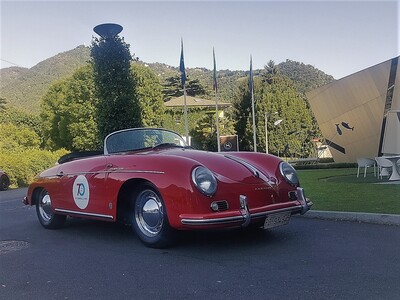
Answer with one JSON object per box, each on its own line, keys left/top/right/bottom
{"left": 36, "top": 189, "right": 66, "bottom": 229}
{"left": 0, "top": 175, "right": 9, "bottom": 191}
{"left": 131, "top": 183, "right": 175, "bottom": 248}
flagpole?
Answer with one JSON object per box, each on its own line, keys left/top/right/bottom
{"left": 213, "top": 48, "right": 221, "bottom": 152}
{"left": 265, "top": 112, "right": 269, "bottom": 154}
{"left": 183, "top": 84, "right": 189, "bottom": 143}
{"left": 251, "top": 89, "right": 257, "bottom": 152}
{"left": 215, "top": 93, "right": 221, "bottom": 152}
{"left": 180, "top": 38, "right": 189, "bottom": 144}
{"left": 250, "top": 55, "right": 257, "bottom": 152}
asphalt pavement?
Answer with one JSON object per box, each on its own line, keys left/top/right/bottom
{"left": 1, "top": 188, "right": 400, "bottom": 300}
{"left": 1, "top": 189, "right": 400, "bottom": 299}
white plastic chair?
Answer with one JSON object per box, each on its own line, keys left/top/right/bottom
{"left": 356, "top": 158, "right": 376, "bottom": 178}
{"left": 375, "top": 157, "right": 392, "bottom": 179}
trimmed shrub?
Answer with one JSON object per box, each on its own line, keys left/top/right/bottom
{"left": 0, "top": 149, "right": 68, "bottom": 188}
{"left": 294, "top": 162, "right": 357, "bottom": 170}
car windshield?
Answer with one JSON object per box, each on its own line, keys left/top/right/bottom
{"left": 104, "top": 128, "right": 187, "bottom": 154}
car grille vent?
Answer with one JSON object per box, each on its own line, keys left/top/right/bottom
{"left": 288, "top": 191, "right": 298, "bottom": 200}
{"left": 211, "top": 200, "right": 229, "bottom": 212}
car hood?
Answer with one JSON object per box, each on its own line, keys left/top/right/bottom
{"left": 156, "top": 148, "right": 271, "bottom": 184}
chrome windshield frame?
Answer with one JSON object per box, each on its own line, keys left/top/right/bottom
{"left": 104, "top": 128, "right": 187, "bottom": 155}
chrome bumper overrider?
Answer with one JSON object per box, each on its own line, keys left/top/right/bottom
{"left": 296, "top": 187, "right": 313, "bottom": 215}
{"left": 181, "top": 187, "right": 313, "bottom": 227}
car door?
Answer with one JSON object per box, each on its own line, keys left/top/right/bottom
{"left": 54, "top": 155, "right": 112, "bottom": 221}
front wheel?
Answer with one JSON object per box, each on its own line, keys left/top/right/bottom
{"left": 131, "top": 183, "right": 175, "bottom": 248}
{"left": 36, "top": 189, "right": 66, "bottom": 229}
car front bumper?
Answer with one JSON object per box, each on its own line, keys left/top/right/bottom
{"left": 180, "top": 187, "right": 313, "bottom": 227}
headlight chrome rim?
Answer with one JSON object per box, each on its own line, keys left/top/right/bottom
{"left": 279, "top": 162, "right": 300, "bottom": 186}
{"left": 192, "top": 166, "right": 217, "bottom": 197}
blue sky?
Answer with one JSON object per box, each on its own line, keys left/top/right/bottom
{"left": 1, "top": 0, "right": 399, "bottom": 79}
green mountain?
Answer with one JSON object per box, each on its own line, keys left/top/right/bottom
{"left": 277, "top": 59, "right": 334, "bottom": 94}
{"left": 0, "top": 45, "right": 91, "bottom": 113}
{"left": 0, "top": 45, "right": 334, "bottom": 113}
{"left": 0, "top": 67, "right": 30, "bottom": 90}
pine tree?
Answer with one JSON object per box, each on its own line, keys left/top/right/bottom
{"left": 91, "top": 35, "right": 141, "bottom": 139}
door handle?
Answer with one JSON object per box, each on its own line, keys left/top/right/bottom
{"left": 56, "top": 171, "right": 64, "bottom": 177}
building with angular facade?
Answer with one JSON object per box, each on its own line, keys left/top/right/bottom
{"left": 307, "top": 56, "right": 400, "bottom": 163}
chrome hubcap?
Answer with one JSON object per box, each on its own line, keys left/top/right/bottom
{"left": 39, "top": 193, "right": 53, "bottom": 222}
{"left": 135, "top": 190, "right": 163, "bottom": 237}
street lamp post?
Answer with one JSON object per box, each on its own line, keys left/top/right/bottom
{"left": 264, "top": 112, "right": 282, "bottom": 154}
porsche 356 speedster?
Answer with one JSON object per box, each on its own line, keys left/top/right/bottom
{"left": 24, "top": 128, "right": 312, "bottom": 248}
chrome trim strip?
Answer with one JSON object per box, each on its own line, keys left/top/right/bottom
{"left": 106, "top": 170, "right": 165, "bottom": 174}
{"left": 224, "top": 155, "right": 259, "bottom": 177}
{"left": 181, "top": 215, "right": 244, "bottom": 225}
{"left": 55, "top": 209, "right": 114, "bottom": 220}
{"left": 224, "top": 155, "right": 274, "bottom": 186}
{"left": 181, "top": 205, "right": 303, "bottom": 226}
{"left": 56, "top": 170, "right": 165, "bottom": 177}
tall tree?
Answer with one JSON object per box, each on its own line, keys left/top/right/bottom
{"left": 131, "top": 63, "right": 165, "bottom": 127}
{"left": 41, "top": 65, "right": 100, "bottom": 151}
{"left": 233, "top": 78, "right": 257, "bottom": 151}
{"left": 191, "top": 111, "right": 236, "bottom": 151}
{"left": 262, "top": 60, "right": 278, "bottom": 84}
{"left": 162, "top": 75, "right": 182, "bottom": 100}
{"left": 234, "top": 65, "right": 316, "bottom": 157}
{"left": 40, "top": 63, "right": 165, "bottom": 151}
{"left": 91, "top": 35, "right": 141, "bottom": 138}
{"left": 162, "top": 75, "right": 209, "bottom": 100}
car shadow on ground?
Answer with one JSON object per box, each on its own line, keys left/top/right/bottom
{"left": 58, "top": 217, "right": 296, "bottom": 251}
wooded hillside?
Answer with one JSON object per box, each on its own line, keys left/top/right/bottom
{"left": 0, "top": 45, "right": 334, "bottom": 113}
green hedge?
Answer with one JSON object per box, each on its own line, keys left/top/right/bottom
{"left": 294, "top": 162, "right": 357, "bottom": 170}
{"left": 0, "top": 148, "right": 68, "bottom": 188}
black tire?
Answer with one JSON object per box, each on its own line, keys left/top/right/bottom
{"left": 36, "top": 189, "right": 66, "bottom": 229}
{"left": 0, "top": 175, "right": 10, "bottom": 191}
{"left": 131, "top": 183, "right": 175, "bottom": 248}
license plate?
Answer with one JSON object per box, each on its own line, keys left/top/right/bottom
{"left": 263, "top": 212, "right": 291, "bottom": 229}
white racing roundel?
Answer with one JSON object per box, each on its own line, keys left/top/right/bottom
{"left": 72, "top": 175, "right": 90, "bottom": 209}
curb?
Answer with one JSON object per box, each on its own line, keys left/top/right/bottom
{"left": 296, "top": 210, "right": 400, "bottom": 226}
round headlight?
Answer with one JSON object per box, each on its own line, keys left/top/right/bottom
{"left": 279, "top": 162, "right": 300, "bottom": 186}
{"left": 192, "top": 166, "right": 217, "bottom": 196}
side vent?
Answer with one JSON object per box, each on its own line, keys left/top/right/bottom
{"left": 288, "top": 191, "right": 298, "bottom": 200}
{"left": 210, "top": 201, "right": 229, "bottom": 212}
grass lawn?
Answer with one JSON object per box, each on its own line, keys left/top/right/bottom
{"left": 297, "top": 168, "right": 400, "bottom": 215}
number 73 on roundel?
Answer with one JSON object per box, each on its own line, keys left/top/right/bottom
{"left": 23, "top": 128, "right": 313, "bottom": 248}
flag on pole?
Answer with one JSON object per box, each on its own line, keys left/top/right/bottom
{"left": 180, "top": 38, "right": 189, "bottom": 143}
{"left": 179, "top": 38, "right": 186, "bottom": 87}
{"left": 249, "top": 55, "right": 254, "bottom": 93}
{"left": 213, "top": 48, "right": 218, "bottom": 92}
{"left": 250, "top": 55, "right": 257, "bottom": 152}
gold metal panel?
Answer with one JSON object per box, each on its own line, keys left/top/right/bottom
{"left": 307, "top": 57, "right": 398, "bottom": 163}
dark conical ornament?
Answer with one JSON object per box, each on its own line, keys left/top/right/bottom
{"left": 93, "top": 23, "right": 123, "bottom": 39}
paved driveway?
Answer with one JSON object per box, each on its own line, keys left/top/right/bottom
{"left": 1, "top": 189, "right": 400, "bottom": 299}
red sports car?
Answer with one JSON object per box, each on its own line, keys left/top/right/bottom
{"left": 24, "top": 128, "right": 312, "bottom": 248}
